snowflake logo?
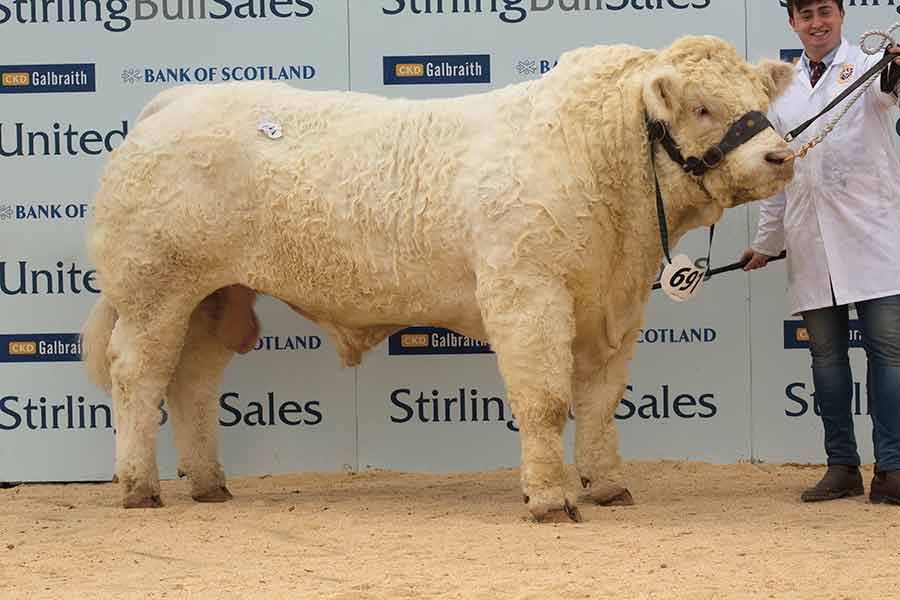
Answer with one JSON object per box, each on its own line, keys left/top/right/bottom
{"left": 0, "top": 205, "right": 12, "bottom": 221}
{"left": 516, "top": 60, "right": 537, "bottom": 76}
{"left": 121, "top": 68, "right": 143, "bottom": 84}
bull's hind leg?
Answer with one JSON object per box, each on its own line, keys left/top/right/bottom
{"left": 166, "top": 293, "right": 237, "bottom": 502}
{"left": 573, "top": 335, "right": 639, "bottom": 506}
{"left": 477, "top": 273, "right": 579, "bottom": 523}
{"left": 108, "top": 302, "right": 194, "bottom": 508}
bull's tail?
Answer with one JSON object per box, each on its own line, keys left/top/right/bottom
{"left": 81, "top": 295, "right": 118, "bottom": 394}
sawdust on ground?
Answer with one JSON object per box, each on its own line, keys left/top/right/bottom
{"left": 2, "top": 460, "right": 898, "bottom": 600}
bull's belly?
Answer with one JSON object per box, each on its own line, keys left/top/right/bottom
{"left": 249, "top": 260, "right": 485, "bottom": 337}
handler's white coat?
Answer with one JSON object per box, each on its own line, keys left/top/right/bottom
{"left": 753, "top": 38, "right": 900, "bottom": 314}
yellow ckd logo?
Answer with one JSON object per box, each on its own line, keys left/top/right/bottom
{"left": 8, "top": 341, "right": 37, "bottom": 355}
{"left": 400, "top": 333, "right": 429, "bottom": 348}
{"left": 395, "top": 63, "right": 425, "bottom": 77}
{"left": 2, "top": 72, "right": 30, "bottom": 87}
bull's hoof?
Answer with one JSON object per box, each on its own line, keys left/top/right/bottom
{"left": 192, "top": 486, "right": 233, "bottom": 503}
{"left": 531, "top": 499, "right": 583, "bottom": 523}
{"left": 111, "top": 474, "right": 118, "bottom": 483}
{"left": 588, "top": 488, "right": 634, "bottom": 506}
{"left": 123, "top": 494, "right": 163, "bottom": 509}
{"left": 580, "top": 479, "right": 635, "bottom": 506}
{"left": 594, "top": 488, "right": 634, "bottom": 506}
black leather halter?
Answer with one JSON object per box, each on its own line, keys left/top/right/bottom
{"left": 646, "top": 110, "right": 774, "bottom": 177}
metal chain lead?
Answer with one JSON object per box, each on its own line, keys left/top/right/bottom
{"left": 790, "top": 22, "right": 899, "bottom": 160}
{"left": 860, "top": 22, "right": 900, "bottom": 56}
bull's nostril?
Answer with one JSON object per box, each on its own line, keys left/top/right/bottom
{"left": 766, "top": 150, "right": 792, "bottom": 164}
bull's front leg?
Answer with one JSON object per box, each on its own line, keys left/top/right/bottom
{"left": 573, "top": 335, "right": 638, "bottom": 506}
{"left": 477, "top": 273, "right": 580, "bottom": 523}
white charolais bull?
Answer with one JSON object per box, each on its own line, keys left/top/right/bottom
{"left": 82, "top": 35, "right": 793, "bottom": 522}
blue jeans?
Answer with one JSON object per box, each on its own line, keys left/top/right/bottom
{"left": 802, "top": 294, "right": 900, "bottom": 472}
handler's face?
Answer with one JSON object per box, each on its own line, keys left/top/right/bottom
{"left": 789, "top": 0, "right": 845, "bottom": 61}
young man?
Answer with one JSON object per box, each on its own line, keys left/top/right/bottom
{"left": 743, "top": 0, "right": 900, "bottom": 503}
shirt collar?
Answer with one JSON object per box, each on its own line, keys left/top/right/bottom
{"left": 802, "top": 44, "right": 840, "bottom": 75}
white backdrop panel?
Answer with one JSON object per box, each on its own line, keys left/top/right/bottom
{"left": 0, "top": 1, "right": 354, "bottom": 480}
{"left": 356, "top": 339, "right": 524, "bottom": 472}
{"left": 622, "top": 207, "right": 753, "bottom": 464}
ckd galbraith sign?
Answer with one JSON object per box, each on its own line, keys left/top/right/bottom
{"left": 4, "top": 0, "right": 895, "bottom": 480}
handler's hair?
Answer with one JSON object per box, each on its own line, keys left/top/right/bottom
{"left": 786, "top": 0, "right": 844, "bottom": 18}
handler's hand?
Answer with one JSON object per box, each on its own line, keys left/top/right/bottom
{"left": 889, "top": 45, "right": 900, "bottom": 65}
{"left": 741, "top": 248, "right": 773, "bottom": 271}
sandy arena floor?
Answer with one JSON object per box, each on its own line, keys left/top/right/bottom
{"left": 2, "top": 460, "right": 898, "bottom": 600}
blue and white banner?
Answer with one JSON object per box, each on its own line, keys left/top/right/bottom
{"left": 0, "top": 63, "right": 96, "bottom": 94}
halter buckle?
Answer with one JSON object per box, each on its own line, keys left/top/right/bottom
{"left": 701, "top": 146, "right": 725, "bottom": 169}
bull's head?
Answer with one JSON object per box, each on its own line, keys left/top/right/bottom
{"left": 643, "top": 36, "right": 795, "bottom": 208}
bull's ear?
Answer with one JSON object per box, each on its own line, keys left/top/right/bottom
{"left": 757, "top": 59, "right": 794, "bottom": 100}
{"left": 642, "top": 66, "right": 683, "bottom": 122}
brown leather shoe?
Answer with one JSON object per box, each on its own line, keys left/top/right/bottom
{"left": 870, "top": 469, "right": 900, "bottom": 505}
{"left": 801, "top": 465, "right": 864, "bottom": 502}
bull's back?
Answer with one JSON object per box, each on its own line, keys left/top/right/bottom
{"left": 93, "top": 82, "right": 497, "bottom": 325}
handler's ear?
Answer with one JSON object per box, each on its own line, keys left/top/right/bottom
{"left": 643, "top": 66, "right": 684, "bottom": 123}
{"left": 757, "top": 59, "right": 794, "bottom": 101}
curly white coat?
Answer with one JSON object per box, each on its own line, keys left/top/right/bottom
{"left": 82, "top": 35, "right": 794, "bottom": 521}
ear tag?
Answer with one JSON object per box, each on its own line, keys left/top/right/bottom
{"left": 258, "top": 119, "right": 282, "bottom": 140}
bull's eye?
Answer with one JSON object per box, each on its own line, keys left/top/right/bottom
{"left": 695, "top": 105, "right": 711, "bottom": 118}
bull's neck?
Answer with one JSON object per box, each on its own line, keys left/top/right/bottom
{"left": 644, "top": 145, "right": 723, "bottom": 245}
{"left": 620, "top": 141, "right": 723, "bottom": 287}
{"left": 558, "top": 72, "right": 722, "bottom": 285}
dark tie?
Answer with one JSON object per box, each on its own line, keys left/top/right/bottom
{"left": 809, "top": 60, "right": 826, "bottom": 87}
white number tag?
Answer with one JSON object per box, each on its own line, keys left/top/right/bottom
{"left": 660, "top": 254, "right": 706, "bottom": 302}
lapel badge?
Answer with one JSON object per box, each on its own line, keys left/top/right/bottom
{"left": 838, "top": 63, "right": 855, "bottom": 85}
